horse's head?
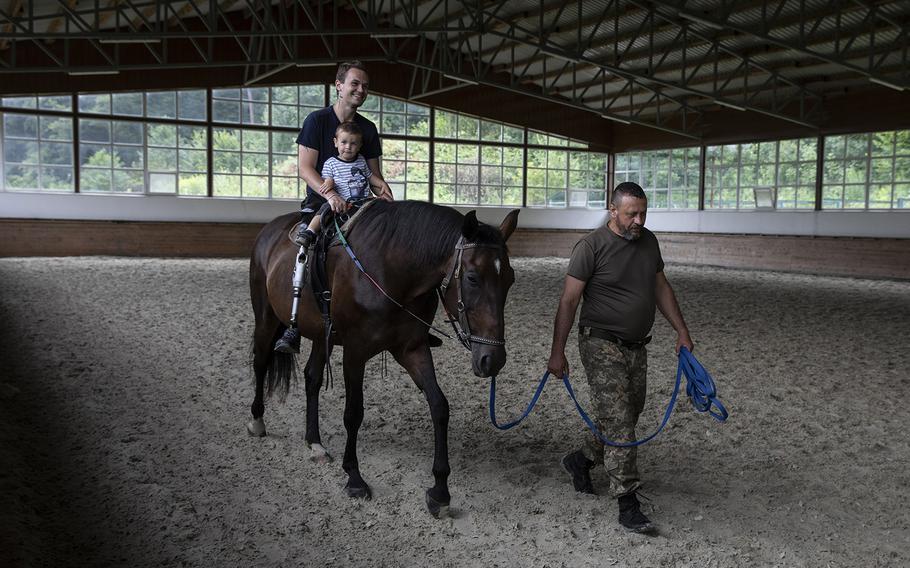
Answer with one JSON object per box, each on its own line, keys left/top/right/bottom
{"left": 441, "top": 209, "right": 519, "bottom": 378}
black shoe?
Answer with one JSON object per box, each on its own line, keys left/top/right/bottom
{"left": 295, "top": 228, "right": 316, "bottom": 248}
{"left": 561, "top": 451, "right": 595, "bottom": 494}
{"left": 617, "top": 493, "right": 656, "bottom": 534}
{"left": 274, "top": 327, "right": 301, "bottom": 354}
{"left": 428, "top": 334, "right": 443, "bottom": 348}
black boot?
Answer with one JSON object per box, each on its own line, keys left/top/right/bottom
{"left": 274, "top": 326, "right": 301, "bottom": 354}
{"left": 561, "top": 450, "right": 595, "bottom": 494}
{"left": 617, "top": 492, "right": 655, "bottom": 534}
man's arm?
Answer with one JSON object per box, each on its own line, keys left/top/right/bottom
{"left": 547, "top": 275, "right": 586, "bottom": 376}
{"left": 655, "top": 271, "right": 694, "bottom": 354}
{"left": 297, "top": 145, "right": 325, "bottom": 190}
{"left": 365, "top": 157, "right": 393, "bottom": 201}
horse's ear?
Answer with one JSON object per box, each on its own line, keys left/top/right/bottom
{"left": 499, "top": 209, "right": 520, "bottom": 242}
{"left": 462, "top": 210, "right": 479, "bottom": 240}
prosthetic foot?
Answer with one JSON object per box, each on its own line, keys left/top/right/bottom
{"left": 295, "top": 227, "right": 316, "bottom": 247}
{"left": 275, "top": 326, "right": 301, "bottom": 354}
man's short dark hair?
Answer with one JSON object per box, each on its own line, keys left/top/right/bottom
{"left": 336, "top": 60, "right": 367, "bottom": 84}
{"left": 336, "top": 121, "right": 363, "bottom": 138}
{"left": 611, "top": 181, "right": 647, "bottom": 206}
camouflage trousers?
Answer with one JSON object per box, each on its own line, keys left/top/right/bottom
{"left": 577, "top": 333, "right": 648, "bottom": 498}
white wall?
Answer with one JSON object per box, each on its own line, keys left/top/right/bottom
{"left": 1, "top": 191, "right": 908, "bottom": 238}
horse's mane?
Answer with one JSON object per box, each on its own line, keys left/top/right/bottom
{"left": 342, "top": 200, "right": 505, "bottom": 270}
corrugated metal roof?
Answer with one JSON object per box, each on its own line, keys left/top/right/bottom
{"left": 1, "top": 0, "right": 907, "bottom": 137}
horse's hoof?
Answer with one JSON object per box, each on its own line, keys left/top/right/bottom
{"left": 345, "top": 483, "right": 372, "bottom": 500}
{"left": 246, "top": 418, "right": 267, "bottom": 437}
{"left": 425, "top": 489, "right": 451, "bottom": 519}
{"left": 307, "top": 442, "right": 333, "bottom": 464}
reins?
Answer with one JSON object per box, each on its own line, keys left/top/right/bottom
{"left": 489, "top": 347, "right": 727, "bottom": 446}
{"left": 333, "top": 217, "right": 501, "bottom": 348}
{"left": 333, "top": 217, "right": 453, "bottom": 338}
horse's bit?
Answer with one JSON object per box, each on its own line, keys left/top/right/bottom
{"left": 438, "top": 236, "right": 506, "bottom": 351}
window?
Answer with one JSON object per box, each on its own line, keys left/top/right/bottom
{"left": 360, "top": 95, "right": 431, "bottom": 137}
{"left": 480, "top": 145, "right": 523, "bottom": 206}
{"left": 213, "top": 85, "right": 325, "bottom": 128}
{"left": 434, "top": 108, "right": 523, "bottom": 144}
{"left": 79, "top": 118, "right": 144, "bottom": 193}
{"left": 3, "top": 89, "right": 612, "bottom": 207}
{"left": 527, "top": 148, "right": 570, "bottom": 207}
{"left": 525, "top": 131, "right": 594, "bottom": 208}
{"left": 1, "top": 95, "right": 71, "bottom": 111}
{"left": 776, "top": 138, "right": 817, "bottom": 209}
{"left": 434, "top": 142, "right": 478, "bottom": 205}
{"left": 24, "top": 86, "right": 903, "bottom": 216}
{"left": 146, "top": 124, "right": 208, "bottom": 195}
{"left": 823, "top": 130, "right": 910, "bottom": 209}
{"left": 615, "top": 148, "right": 699, "bottom": 210}
{"left": 271, "top": 130, "right": 301, "bottom": 200}
{"left": 78, "top": 90, "right": 207, "bottom": 121}
{"left": 2, "top": 112, "right": 74, "bottom": 191}
{"left": 213, "top": 128, "right": 267, "bottom": 198}
{"left": 269, "top": 84, "right": 325, "bottom": 128}
{"left": 213, "top": 88, "right": 267, "bottom": 125}
{"left": 568, "top": 151, "right": 607, "bottom": 209}
{"left": 383, "top": 138, "right": 430, "bottom": 201}
{"left": 212, "top": 128, "right": 304, "bottom": 199}
{"left": 706, "top": 138, "right": 817, "bottom": 210}
{"left": 704, "top": 144, "right": 741, "bottom": 209}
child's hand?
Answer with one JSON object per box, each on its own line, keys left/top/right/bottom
{"left": 320, "top": 178, "right": 335, "bottom": 193}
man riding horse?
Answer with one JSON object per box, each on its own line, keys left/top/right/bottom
{"left": 274, "top": 60, "right": 393, "bottom": 354}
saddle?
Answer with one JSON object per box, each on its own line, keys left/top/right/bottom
{"left": 300, "top": 198, "right": 373, "bottom": 333}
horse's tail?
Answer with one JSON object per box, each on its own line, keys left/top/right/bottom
{"left": 266, "top": 350, "right": 298, "bottom": 399}
{"left": 248, "top": 211, "right": 301, "bottom": 400}
{"left": 248, "top": 336, "right": 298, "bottom": 400}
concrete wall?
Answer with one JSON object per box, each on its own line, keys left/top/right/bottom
{"left": 2, "top": 192, "right": 909, "bottom": 279}
{"left": 3, "top": 217, "right": 909, "bottom": 280}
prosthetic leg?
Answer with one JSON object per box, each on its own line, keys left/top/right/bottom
{"left": 274, "top": 224, "right": 315, "bottom": 354}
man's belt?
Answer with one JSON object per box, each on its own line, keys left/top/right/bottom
{"left": 578, "top": 326, "right": 651, "bottom": 350}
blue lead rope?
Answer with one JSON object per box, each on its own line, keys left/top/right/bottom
{"left": 489, "top": 347, "right": 727, "bottom": 445}
{"left": 488, "top": 372, "right": 552, "bottom": 430}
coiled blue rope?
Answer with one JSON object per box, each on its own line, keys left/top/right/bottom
{"left": 488, "top": 347, "right": 727, "bottom": 445}
{"left": 678, "top": 346, "right": 728, "bottom": 422}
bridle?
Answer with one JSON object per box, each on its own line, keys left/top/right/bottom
{"left": 437, "top": 236, "right": 507, "bottom": 351}
{"left": 334, "top": 216, "right": 506, "bottom": 351}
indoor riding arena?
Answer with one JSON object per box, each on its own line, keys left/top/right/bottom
{"left": 1, "top": 2, "right": 909, "bottom": 568}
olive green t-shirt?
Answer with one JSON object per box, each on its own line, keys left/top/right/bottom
{"left": 567, "top": 225, "right": 664, "bottom": 341}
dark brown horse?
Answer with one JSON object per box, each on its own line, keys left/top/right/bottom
{"left": 247, "top": 200, "right": 519, "bottom": 517}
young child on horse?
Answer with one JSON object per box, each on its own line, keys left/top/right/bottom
{"left": 274, "top": 120, "right": 386, "bottom": 354}
{"left": 293, "top": 121, "right": 386, "bottom": 249}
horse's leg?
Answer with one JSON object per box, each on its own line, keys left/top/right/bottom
{"left": 341, "top": 350, "right": 371, "bottom": 499}
{"left": 247, "top": 309, "right": 282, "bottom": 437}
{"left": 303, "top": 340, "right": 332, "bottom": 464}
{"left": 393, "top": 344, "right": 451, "bottom": 518}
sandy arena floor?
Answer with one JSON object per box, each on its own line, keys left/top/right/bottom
{"left": 1, "top": 256, "right": 908, "bottom": 567}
